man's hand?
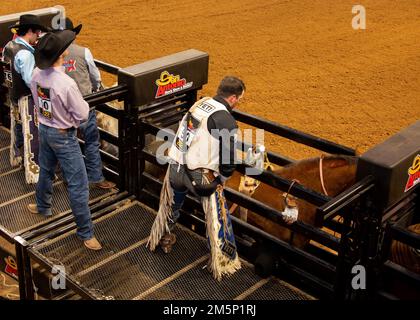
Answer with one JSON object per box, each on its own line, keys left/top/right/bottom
{"left": 216, "top": 174, "right": 229, "bottom": 186}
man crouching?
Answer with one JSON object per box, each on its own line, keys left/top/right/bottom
{"left": 148, "top": 76, "right": 245, "bottom": 280}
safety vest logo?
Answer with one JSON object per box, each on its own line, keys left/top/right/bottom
{"left": 37, "top": 85, "right": 53, "bottom": 120}
{"left": 4, "top": 256, "right": 18, "bottom": 279}
{"left": 405, "top": 154, "right": 420, "bottom": 192}
{"left": 2, "top": 62, "right": 13, "bottom": 88}
{"left": 174, "top": 113, "right": 200, "bottom": 152}
{"left": 63, "top": 59, "right": 77, "bottom": 72}
{"left": 155, "top": 71, "right": 193, "bottom": 99}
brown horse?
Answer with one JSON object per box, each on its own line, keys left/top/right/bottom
{"left": 391, "top": 224, "right": 420, "bottom": 274}
{"left": 388, "top": 224, "right": 420, "bottom": 299}
{"left": 226, "top": 155, "right": 358, "bottom": 249}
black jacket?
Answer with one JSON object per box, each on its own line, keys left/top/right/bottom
{"left": 2, "top": 41, "right": 32, "bottom": 104}
{"left": 206, "top": 95, "right": 238, "bottom": 178}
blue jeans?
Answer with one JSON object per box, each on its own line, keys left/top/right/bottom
{"left": 14, "top": 122, "right": 24, "bottom": 150}
{"left": 36, "top": 124, "right": 94, "bottom": 241}
{"left": 78, "top": 110, "right": 104, "bottom": 183}
{"left": 167, "top": 163, "right": 203, "bottom": 230}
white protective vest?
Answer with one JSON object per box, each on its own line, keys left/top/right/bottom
{"left": 168, "top": 97, "right": 229, "bottom": 173}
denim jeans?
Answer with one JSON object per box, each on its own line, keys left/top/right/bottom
{"left": 167, "top": 163, "right": 204, "bottom": 230}
{"left": 14, "top": 122, "right": 24, "bottom": 150}
{"left": 78, "top": 110, "right": 104, "bottom": 183}
{"left": 36, "top": 124, "right": 94, "bottom": 240}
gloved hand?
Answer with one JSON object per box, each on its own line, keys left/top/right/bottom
{"left": 282, "top": 206, "right": 298, "bottom": 224}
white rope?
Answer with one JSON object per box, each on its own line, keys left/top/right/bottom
{"left": 319, "top": 155, "right": 329, "bottom": 196}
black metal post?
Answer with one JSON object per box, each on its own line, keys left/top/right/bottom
{"left": 14, "top": 236, "right": 35, "bottom": 300}
{"left": 333, "top": 208, "right": 353, "bottom": 300}
{"left": 14, "top": 239, "right": 27, "bottom": 300}
{"left": 137, "top": 123, "right": 146, "bottom": 199}
{"left": 21, "top": 241, "right": 35, "bottom": 300}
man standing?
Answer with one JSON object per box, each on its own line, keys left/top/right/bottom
{"left": 60, "top": 17, "right": 115, "bottom": 189}
{"left": 2, "top": 14, "right": 48, "bottom": 183}
{"left": 28, "top": 30, "right": 102, "bottom": 250}
{"left": 148, "top": 76, "right": 245, "bottom": 280}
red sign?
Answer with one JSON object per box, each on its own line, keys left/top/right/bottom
{"left": 155, "top": 71, "right": 193, "bottom": 98}
{"left": 405, "top": 155, "right": 420, "bottom": 192}
{"left": 4, "top": 256, "right": 18, "bottom": 279}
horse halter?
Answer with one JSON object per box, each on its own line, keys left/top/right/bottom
{"left": 282, "top": 179, "right": 299, "bottom": 208}
{"left": 319, "top": 154, "right": 329, "bottom": 196}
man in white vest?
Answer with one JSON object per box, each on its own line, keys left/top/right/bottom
{"left": 59, "top": 18, "right": 115, "bottom": 189}
{"left": 148, "top": 76, "right": 245, "bottom": 280}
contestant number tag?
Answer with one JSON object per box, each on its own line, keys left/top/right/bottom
{"left": 37, "top": 85, "right": 53, "bottom": 119}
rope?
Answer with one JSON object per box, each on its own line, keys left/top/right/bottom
{"left": 229, "top": 203, "right": 238, "bottom": 215}
{"left": 230, "top": 151, "right": 273, "bottom": 215}
{"left": 264, "top": 151, "right": 274, "bottom": 171}
{"left": 319, "top": 155, "right": 329, "bottom": 196}
{"left": 283, "top": 179, "right": 300, "bottom": 204}
{"left": 319, "top": 155, "right": 344, "bottom": 238}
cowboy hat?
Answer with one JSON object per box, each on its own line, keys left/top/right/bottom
{"left": 55, "top": 17, "right": 82, "bottom": 35}
{"left": 8, "top": 14, "right": 49, "bottom": 32}
{"left": 35, "top": 30, "right": 76, "bottom": 70}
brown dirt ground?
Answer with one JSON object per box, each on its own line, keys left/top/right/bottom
{"left": 1, "top": 0, "right": 419, "bottom": 159}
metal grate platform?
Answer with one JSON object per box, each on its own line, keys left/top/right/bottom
{"left": 0, "top": 127, "right": 9, "bottom": 149}
{"left": 0, "top": 125, "right": 118, "bottom": 239}
{"left": 0, "top": 182, "right": 116, "bottom": 237}
{"left": 0, "top": 170, "right": 36, "bottom": 204}
{"left": 32, "top": 201, "right": 314, "bottom": 300}
{"left": 36, "top": 203, "right": 156, "bottom": 276}
{"left": 0, "top": 148, "right": 14, "bottom": 175}
{"left": 238, "top": 278, "right": 313, "bottom": 300}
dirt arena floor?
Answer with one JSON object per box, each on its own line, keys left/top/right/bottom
{"left": 1, "top": 0, "right": 419, "bottom": 159}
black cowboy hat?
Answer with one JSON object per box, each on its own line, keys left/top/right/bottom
{"left": 35, "top": 30, "right": 76, "bottom": 70}
{"left": 55, "top": 17, "right": 82, "bottom": 35}
{"left": 8, "top": 14, "right": 49, "bottom": 32}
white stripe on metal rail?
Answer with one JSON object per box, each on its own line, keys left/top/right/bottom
{"left": 234, "top": 278, "right": 271, "bottom": 300}
{"left": 133, "top": 255, "right": 209, "bottom": 300}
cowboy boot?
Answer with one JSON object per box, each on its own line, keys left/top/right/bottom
{"left": 159, "top": 233, "right": 177, "bottom": 254}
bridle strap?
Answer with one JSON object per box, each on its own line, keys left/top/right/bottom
{"left": 284, "top": 179, "right": 299, "bottom": 205}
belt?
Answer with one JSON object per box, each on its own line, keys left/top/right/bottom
{"left": 57, "top": 127, "right": 75, "bottom": 133}
{"left": 170, "top": 162, "right": 217, "bottom": 182}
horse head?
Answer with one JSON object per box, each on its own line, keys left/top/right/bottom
{"left": 229, "top": 155, "right": 358, "bottom": 248}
